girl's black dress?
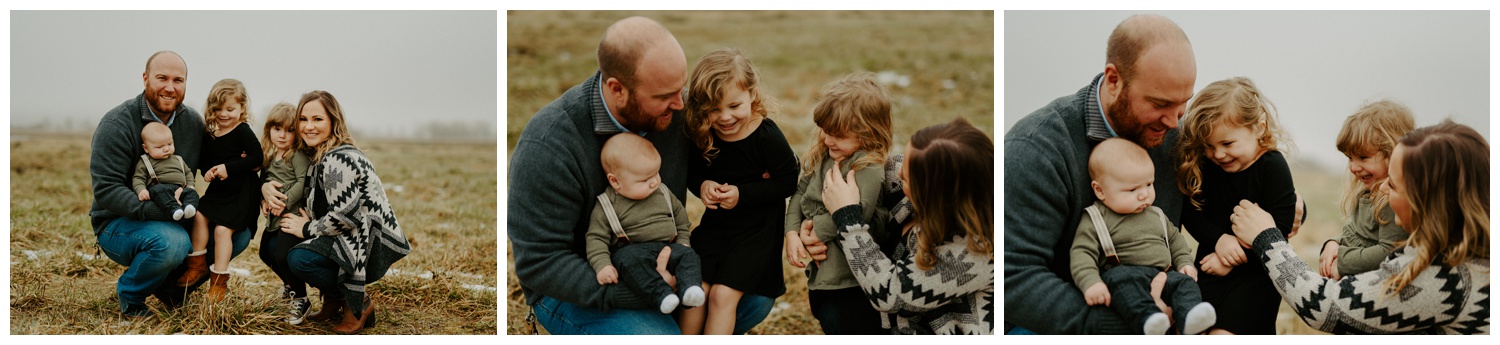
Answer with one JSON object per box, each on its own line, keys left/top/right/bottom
{"left": 196, "top": 122, "right": 265, "bottom": 233}
{"left": 687, "top": 119, "right": 799, "bottom": 298}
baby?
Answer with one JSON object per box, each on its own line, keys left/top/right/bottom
{"left": 132, "top": 121, "right": 198, "bottom": 220}
{"left": 1069, "top": 138, "right": 1215, "bottom": 334}
{"left": 586, "top": 133, "right": 706, "bottom": 314}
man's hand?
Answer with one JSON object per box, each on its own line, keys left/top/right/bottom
{"left": 596, "top": 265, "right": 618, "bottom": 285}
{"left": 1215, "top": 234, "right": 1248, "bottom": 267}
{"left": 1178, "top": 265, "right": 1199, "bottom": 282}
{"left": 1150, "top": 272, "right": 1172, "bottom": 316}
{"left": 785, "top": 231, "right": 810, "bottom": 268}
{"left": 656, "top": 246, "right": 676, "bottom": 290}
{"left": 799, "top": 220, "right": 828, "bottom": 265}
{"left": 1083, "top": 282, "right": 1111, "bottom": 306}
{"left": 1289, "top": 193, "right": 1306, "bottom": 239}
{"left": 1318, "top": 241, "right": 1340, "bottom": 279}
{"left": 1199, "top": 253, "right": 1232, "bottom": 276}
{"left": 137, "top": 189, "right": 151, "bottom": 201}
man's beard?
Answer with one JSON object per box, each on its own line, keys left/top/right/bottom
{"left": 1106, "top": 87, "right": 1165, "bottom": 148}
{"left": 148, "top": 89, "right": 180, "bottom": 114}
{"left": 619, "top": 94, "right": 671, "bottom": 133}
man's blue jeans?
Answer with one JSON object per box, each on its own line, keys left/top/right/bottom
{"left": 532, "top": 293, "right": 774, "bottom": 335}
{"left": 96, "top": 217, "right": 251, "bottom": 312}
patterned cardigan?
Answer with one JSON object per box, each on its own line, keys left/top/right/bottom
{"left": 1251, "top": 229, "right": 1489, "bottom": 334}
{"left": 833, "top": 204, "right": 995, "bottom": 334}
{"left": 295, "top": 145, "right": 412, "bottom": 315}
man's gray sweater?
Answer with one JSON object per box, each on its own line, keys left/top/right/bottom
{"left": 508, "top": 72, "right": 692, "bottom": 310}
{"left": 90, "top": 93, "right": 205, "bottom": 235}
{"left": 1003, "top": 75, "right": 1184, "bottom": 334}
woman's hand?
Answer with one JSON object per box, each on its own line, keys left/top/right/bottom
{"left": 1230, "top": 200, "right": 1278, "bottom": 245}
{"left": 1215, "top": 234, "right": 1248, "bottom": 267}
{"left": 820, "top": 165, "right": 861, "bottom": 212}
{"left": 1318, "top": 241, "right": 1341, "bottom": 279}
{"left": 785, "top": 231, "right": 811, "bottom": 268}
{"left": 279, "top": 208, "right": 310, "bottom": 238}
{"left": 262, "top": 180, "right": 287, "bottom": 216}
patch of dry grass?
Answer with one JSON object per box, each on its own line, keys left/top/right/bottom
{"left": 10, "top": 133, "right": 497, "bottom": 334}
{"left": 506, "top": 10, "right": 993, "bottom": 334}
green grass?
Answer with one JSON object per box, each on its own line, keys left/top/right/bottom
{"left": 10, "top": 133, "right": 498, "bottom": 334}
{"left": 506, "top": 10, "right": 993, "bottom": 334}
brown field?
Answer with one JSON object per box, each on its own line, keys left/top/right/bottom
{"left": 506, "top": 10, "right": 994, "bottom": 334}
{"left": 10, "top": 132, "right": 498, "bottom": 334}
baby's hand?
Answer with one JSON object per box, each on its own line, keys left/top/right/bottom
{"left": 137, "top": 189, "right": 150, "bottom": 201}
{"left": 1178, "top": 265, "right": 1199, "bottom": 282}
{"left": 596, "top": 265, "right": 618, "bottom": 285}
{"left": 1083, "top": 282, "right": 1111, "bottom": 306}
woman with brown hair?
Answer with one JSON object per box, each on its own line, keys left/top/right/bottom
{"left": 819, "top": 117, "right": 995, "bottom": 334}
{"left": 1229, "top": 119, "right": 1489, "bottom": 334}
{"left": 275, "top": 90, "right": 412, "bottom": 334}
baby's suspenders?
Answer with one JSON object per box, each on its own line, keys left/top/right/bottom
{"left": 1085, "top": 205, "right": 1173, "bottom": 271}
{"left": 596, "top": 185, "right": 675, "bottom": 245}
{"left": 140, "top": 154, "right": 184, "bottom": 185}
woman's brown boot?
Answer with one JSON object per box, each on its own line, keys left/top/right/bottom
{"left": 333, "top": 297, "right": 376, "bottom": 334}
{"left": 206, "top": 271, "right": 230, "bottom": 302}
{"left": 306, "top": 296, "right": 345, "bottom": 322}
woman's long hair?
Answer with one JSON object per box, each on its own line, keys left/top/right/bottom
{"left": 800, "top": 72, "right": 892, "bottom": 175}
{"left": 906, "top": 117, "right": 993, "bottom": 270}
{"left": 1334, "top": 99, "right": 1415, "bottom": 220}
{"left": 294, "top": 90, "right": 356, "bottom": 162}
{"left": 1175, "top": 77, "right": 1291, "bottom": 210}
{"left": 1384, "top": 119, "right": 1489, "bottom": 295}
{"left": 204, "top": 78, "right": 253, "bottom": 134}
{"left": 260, "top": 102, "right": 299, "bottom": 168}
{"left": 683, "top": 48, "right": 772, "bottom": 163}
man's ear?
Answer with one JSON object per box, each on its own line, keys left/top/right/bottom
{"left": 1102, "top": 64, "right": 1123, "bottom": 101}
{"left": 604, "top": 77, "right": 630, "bottom": 107}
{"left": 1092, "top": 180, "right": 1107, "bottom": 201}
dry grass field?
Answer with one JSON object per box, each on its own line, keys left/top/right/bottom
{"left": 506, "top": 10, "right": 993, "bottom": 334}
{"left": 10, "top": 132, "right": 498, "bottom": 334}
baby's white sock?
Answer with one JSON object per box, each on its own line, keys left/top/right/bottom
{"left": 1144, "top": 312, "right": 1170, "bottom": 335}
{"left": 659, "top": 294, "right": 680, "bottom": 314}
{"left": 681, "top": 285, "right": 705, "bottom": 307}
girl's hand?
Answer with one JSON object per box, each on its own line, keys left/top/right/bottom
{"left": 279, "top": 209, "right": 310, "bottom": 238}
{"left": 799, "top": 220, "right": 828, "bottom": 265}
{"left": 715, "top": 184, "right": 740, "bottom": 210}
{"left": 784, "top": 231, "right": 810, "bottom": 268}
{"left": 205, "top": 164, "right": 228, "bottom": 181}
{"left": 1230, "top": 200, "right": 1278, "bottom": 245}
{"left": 1199, "top": 253, "right": 1233, "bottom": 276}
{"left": 1318, "top": 241, "right": 1341, "bottom": 279}
{"left": 700, "top": 180, "right": 723, "bottom": 209}
{"left": 1215, "top": 234, "right": 1248, "bottom": 267}
{"left": 821, "top": 166, "right": 861, "bottom": 212}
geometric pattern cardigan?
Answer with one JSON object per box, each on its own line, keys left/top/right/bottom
{"left": 295, "top": 145, "right": 412, "bottom": 315}
{"left": 834, "top": 203, "right": 995, "bottom": 335}
{"left": 1252, "top": 229, "right": 1489, "bottom": 334}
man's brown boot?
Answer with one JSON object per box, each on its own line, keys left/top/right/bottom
{"left": 206, "top": 271, "right": 230, "bottom": 302}
{"left": 174, "top": 253, "right": 209, "bottom": 287}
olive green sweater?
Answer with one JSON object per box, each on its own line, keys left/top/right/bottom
{"left": 1069, "top": 201, "right": 1194, "bottom": 290}
{"left": 1332, "top": 191, "right": 1408, "bottom": 275}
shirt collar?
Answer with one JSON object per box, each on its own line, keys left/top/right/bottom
{"left": 591, "top": 71, "right": 644, "bottom": 136}
{"left": 143, "top": 95, "right": 177, "bottom": 127}
{"left": 1085, "top": 73, "right": 1116, "bottom": 142}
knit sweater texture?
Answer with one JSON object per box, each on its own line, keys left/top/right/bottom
{"left": 89, "top": 93, "right": 205, "bottom": 234}
{"left": 786, "top": 150, "right": 886, "bottom": 290}
{"left": 294, "top": 145, "right": 411, "bottom": 315}
{"left": 508, "top": 71, "right": 692, "bottom": 310}
{"left": 585, "top": 187, "right": 691, "bottom": 271}
{"left": 834, "top": 205, "right": 994, "bottom": 334}
{"left": 1003, "top": 74, "right": 1184, "bottom": 334}
{"left": 132, "top": 155, "right": 194, "bottom": 192}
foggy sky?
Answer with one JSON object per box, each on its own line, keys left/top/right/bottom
{"left": 10, "top": 11, "right": 497, "bottom": 139}
{"left": 1004, "top": 11, "right": 1488, "bottom": 173}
